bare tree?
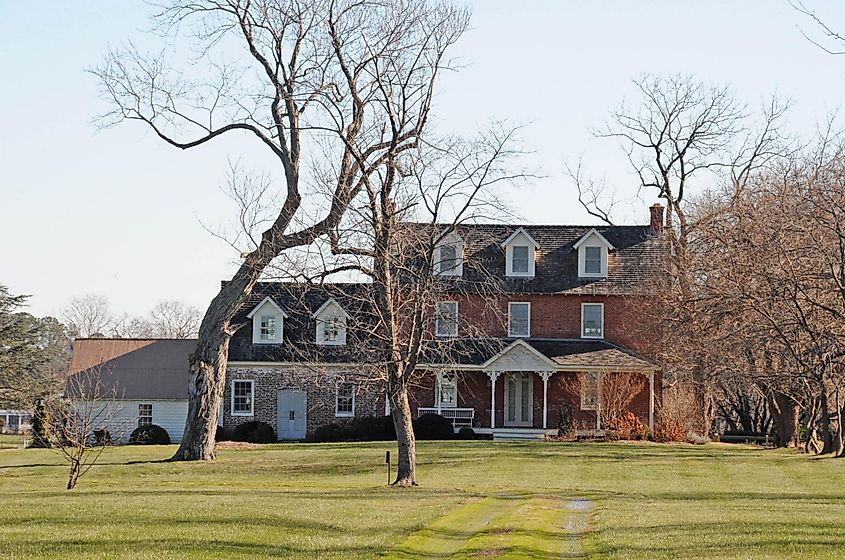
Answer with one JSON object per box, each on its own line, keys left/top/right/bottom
{"left": 93, "top": 0, "right": 472, "bottom": 461}
{"left": 46, "top": 369, "right": 125, "bottom": 490}
{"left": 275, "top": 125, "right": 524, "bottom": 485}
{"left": 580, "top": 75, "right": 789, "bottom": 433}
{"left": 62, "top": 294, "right": 114, "bottom": 338}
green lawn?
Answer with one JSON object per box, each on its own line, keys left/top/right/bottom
{"left": 1, "top": 441, "right": 843, "bottom": 559}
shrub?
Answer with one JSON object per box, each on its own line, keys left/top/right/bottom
{"left": 413, "top": 413, "right": 454, "bottom": 440}
{"left": 686, "top": 432, "right": 710, "bottom": 445}
{"left": 604, "top": 412, "right": 647, "bottom": 440}
{"left": 214, "top": 425, "right": 230, "bottom": 442}
{"left": 309, "top": 416, "right": 396, "bottom": 443}
{"left": 231, "top": 421, "right": 276, "bottom": 443}
{"left": 557, "top": 403, "right": 575, "bottom": 438}
{"left": 30, "top": 400, "right": 50, "bottom": 447}
{"left": 457, "top": 426, "right": 476, "bottom": 440}
{"left": 92, "top": 428, "right": 112, "bottom": 446}
{"left": 129, "top": 424, "right": 170, "bottom": 445}
{"left": 654, "top": 383, "right": 701, "bottom": 443}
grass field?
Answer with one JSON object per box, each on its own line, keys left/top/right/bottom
{"left": 1, "top": 441, "right": 843, "bottom": 559}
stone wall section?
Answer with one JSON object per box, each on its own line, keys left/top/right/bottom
{"left": 222, "top": 365, "right": 386, "bottom": 439}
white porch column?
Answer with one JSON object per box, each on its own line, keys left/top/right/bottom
{"left": 649, "top": 371, "right": 655, "bottom": 433}
{"left": 487, "top": 371, "right": 501, "bottom": 429}
{"left": 540, "top": 371, "right": 553, "bottom": 430}
{"left": 435, "top": 371, "right": 444, "bottom": 415}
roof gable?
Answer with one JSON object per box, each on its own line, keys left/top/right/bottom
{"left": 481, "top": 339, "right": 558, "bottom": 371}
{"left": 500, "top": 227, "right": 539, "bottom": 249}
{"left": 573, "top": 228, "right": 615, "bottom": 250}
{"left": 246, "top": 296, "right": 289, "bottom": 319}
{"left": 312, "top": 298, "right": 350, "bottom": 319}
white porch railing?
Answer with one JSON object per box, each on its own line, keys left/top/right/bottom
{"left": 417, "top": 407, "right": 475, "bottom": 428}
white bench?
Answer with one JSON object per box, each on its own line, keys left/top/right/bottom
{"left": 417, "top": 407, "right": 475, "bottom": 428}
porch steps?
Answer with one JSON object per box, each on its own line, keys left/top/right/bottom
{"left": 492, "top": 428, "right": 548, "bottom": 441}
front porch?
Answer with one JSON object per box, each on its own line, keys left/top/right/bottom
{"left": 414, "top": 339, "right": 658, "bottom": 436}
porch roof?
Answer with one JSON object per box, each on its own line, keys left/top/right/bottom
{"left": 421, "top": 338, "right": 658, "bottom": 372}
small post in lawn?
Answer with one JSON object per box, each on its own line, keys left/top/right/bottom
{"left": 385, "top": 450, "right": 391, "bottom": 485}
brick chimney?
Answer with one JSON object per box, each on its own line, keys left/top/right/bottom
{"left": 649, "top": 204, "right": 664, "bottom": 233}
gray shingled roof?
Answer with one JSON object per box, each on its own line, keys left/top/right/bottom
{"left": 432, "top": 223, "right": 668, "bottom": 295}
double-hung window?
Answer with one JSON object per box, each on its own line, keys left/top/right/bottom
{"left": 138, "top": 403, "right": 153, "bottom": 427}
{"left": 232, "top": 380, "right": 254, "bottom": 416}
{"left": 323, "top": 317, "right": 340, "bottom": 342}
{"left": 508, "top": 302, "right": 531, "bottom": 337}
{"left": 336, "top": 382, "right": 355, "bottom": 417}
{"left": 511, "top": 245, "right": 530, "bottom": 274}
{"left": 581, "top": 303, "right": 604, "bottom": 338}
{"left": 584, "top": 246, "right": 602, "bottom": 275}
{"left": 581, "top": 372, "right": 599, "bottom": 410}
{"left": 436, "top": 301, "right": 459, "bottom": 337}
{"left": 437, "top": 244, "right": 461, "bottom": 275}
{"left": 437, "top": 372, "right": 457, "bottom": 407}
{"left": 260, "top": 315, "right": 277, "bottom": 341}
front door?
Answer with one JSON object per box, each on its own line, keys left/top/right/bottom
{"left": 504, "top": 373, "right": 533, "bottom": 427}
{"left": 277, "top": 389, "right": 307, "bottom": 440}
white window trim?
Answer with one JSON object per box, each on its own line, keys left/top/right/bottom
{"left": 436, "top": 372, "right": 458, "bottom": 408}
{"left": 435, "top": 301, "right": 459, "bottom": 337}
{"left": 231, "top": 379, "right": 255, "bottom": 417}
{"left": 138, "top": 403, "right": 153, "bottom": 426}
{"left": 505, "top": 245, "right": 536, "bottom": 277}
{"left": 502, "top": 228, "right": 538, "bottom": 278}
{"left": 581, "top": 303, "right": 605, "bottom": 339}
{"left": 313, "top": 299, "right": 350, "bottom": 346}
{"left": 508, "top": 302, "right": 531, "bottom": 338}
{"left": 578, "top": 244, "right": 608, "bottom": 278}
{"left": 250, "top": 299, "right": 286, "bottom": 344}
{"left": 435, "top": 241, "right": 464, "bottom": 277}
{"left": 580, "top": 372, "right": 600, "bottom": 411}
{"left": 335, "top": 381, "right": 355, "bottom": 418}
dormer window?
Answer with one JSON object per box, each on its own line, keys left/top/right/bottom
{"left": 584, "top": 246, "right": 602, "bottom": 275}
{"left": 512, "top": 246, "right": 530, "bottom": 274}
{"left": 259, "top": 315, "right": 277, "bottom": 341}
{"left": 574, "top": 229, "right": 614, "bottom": 278}
{"left": 247, "top": 296, "right": 287, "bottom": 344}
{"left": 313, "top": 298, "right": 349, "bottom": 346}
{"left": 434, "top": 233, "right": 463, "bottom": 276}
{"left": 502, "top": 228, "right": 538, "bottom": 278}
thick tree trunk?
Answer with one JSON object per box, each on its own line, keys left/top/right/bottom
{"left": 769, "top": 391, "right": 798, "bottom": 448}
{"left": 390, "top": 386, "right": 417, "bottom": 486}
{"left": 171, "top": 262, "right": 265, "bottom": 462}
{"left": 171, "top": 333, "right": 231, "bottom": 461}
{"left": 817, "top": 387, "right": 835, "bottom": 455}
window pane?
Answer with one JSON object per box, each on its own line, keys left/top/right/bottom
{"left": 138, "top": 403, "right": 153, "bottom": 427}
{"left": 582, "top": 304, "right": 603, "bottom": 337}
{"left": 509, "top": 303, "right": 530, "bottom": 337}
{"left": 512, "top": 245, "right": 530, "bottom": 273}
{"left": 323, "top": 317, "right": 340, "bottom": 341}
{"left": 233, "top": 381, "right": 253, "bottom": 414}
{"left": 260, "top": 315, "right": 276, "bottom": 340}
{"left": 581, "top": 373, "right": 599, "bottom": 409}
{"left": 438, "top": 244, "right": 459, "bottom": 274}
{"left": 584, "top": 246, "right": 602, "bottom": 274}
{"left": 337, "top": 382, "right": 354, "bottom": 415}
{"left": 438, "top": 373, "right": 457, "bottom": 407}
{"left": 436, "top": 302, "right": 458, "bottom": 336}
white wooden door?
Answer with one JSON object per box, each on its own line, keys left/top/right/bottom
{"left": 504, "top": 373, "right": 533, "bottom": 427}
{"left": 277, "top": 390, "right": 307, "bottom": 440}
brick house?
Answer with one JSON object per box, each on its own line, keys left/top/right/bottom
{"left": 68, "top": 205, "right": 666, "bottom": 441}
{"left": 219, "top": 204, "right": 667, "bottom": 440}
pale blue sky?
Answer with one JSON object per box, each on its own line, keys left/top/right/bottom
{"left": 2, "top": 1, "right": 844, "bottom": 318}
